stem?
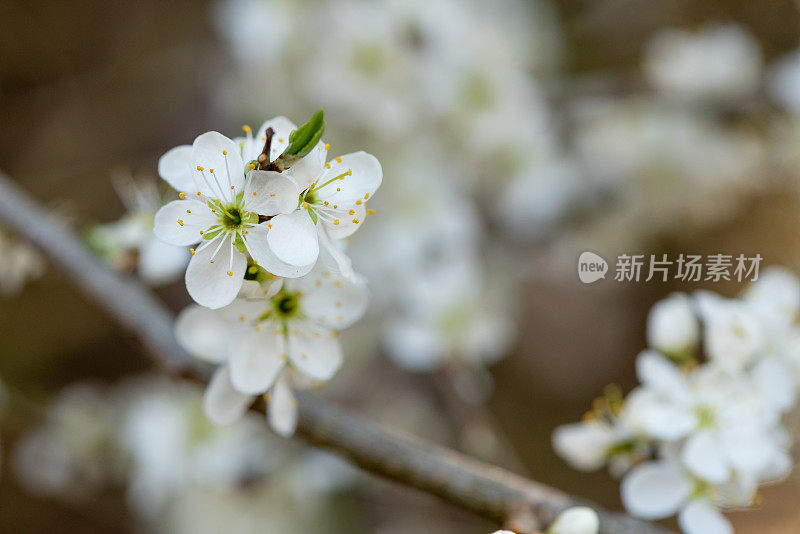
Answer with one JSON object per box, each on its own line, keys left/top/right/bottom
{"left": 0, "top": 171, "right": 675, "bottom": 534}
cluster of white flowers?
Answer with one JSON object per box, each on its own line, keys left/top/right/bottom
{"left": 13, "top": 376, "right": 355, "bottom": 526}
{"left": 151, "top": 111, "right": 380, "bottom": 435}
{"left": 553, "top": 267, "right": 800, "bottom": 534}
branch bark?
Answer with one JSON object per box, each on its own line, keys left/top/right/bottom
{"left": 0, "top": 171, "right": 674, "bottom": 534}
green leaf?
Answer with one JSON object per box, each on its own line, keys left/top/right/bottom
{"left": 284, "top": 109, "right": 325, "bottom": 159}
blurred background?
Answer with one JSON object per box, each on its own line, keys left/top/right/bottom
{"left": 2, "top": 0, "right": 800, "bottom": 532}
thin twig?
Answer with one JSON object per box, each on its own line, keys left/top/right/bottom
{"left": 0, "top": 171, "right": 674, "bottom": 534}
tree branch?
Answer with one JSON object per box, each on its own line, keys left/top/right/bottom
{"left": 0, "top": 171, "right": 674, "bottom": 534}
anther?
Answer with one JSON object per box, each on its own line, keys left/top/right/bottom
{"left": 226, "top": 270, "right": 233, "bottom": 276}
{"left": 352, "top": 218, "right": 359, "bottom": 224}
{"left": 177, "top": 219, "right": 184, "bottom": 226}
{"left": 179, "top": 192, "right": 186, "bottom": 199}
{"left": 333, "top": 219, "right": 339, "bottom": 225}
{"left": 324, "top": 143, "right": 330, "bottom": 150}
{"left": 335, "top": 157, "right": 342, "bottom": 163}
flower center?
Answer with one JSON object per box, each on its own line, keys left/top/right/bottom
{"left": 221, "top": 206, "right": 242, "bottom": 229}
{"left": 275, "top": 292, "right": 301, "bottom": 319}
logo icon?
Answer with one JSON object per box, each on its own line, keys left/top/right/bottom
{"left": 578, "top": 251, "right": 608, "bottom": 284}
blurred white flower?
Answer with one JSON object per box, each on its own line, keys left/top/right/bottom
{"left": 547, "top": 506, "right": 599, "bottom": 534}
{"left": 116, "top": 378, "right": 275, "bottom": 518}
{"left": 622, "top": 461, "right": 733, "bottom": 534}
{"left": 646, "top": 293, "right": 698, "bottom": 358}
{"left": 0, "top": 225, "right": 45, "bottom": 296}
{"left": 644, "top": 24, "right": 761, "bottom": 103}
{"left": 382, "top": 255, "right": 515, "bottom": 372}
{"left": 695, "top": 292, "right": 764, "bottom": 372}
{"left": 213, "top": 0, "right": 292, "bottom": 67}
{"left": 493, "top": 156, "right": 583, "bottom": 240}
{"left": 87, "top": 172, "right": 188, "bottom": 285}
{"left": 13, "top": 383, "right": 122, "bottom": 499}
{"left": 768, "top": 47, "right": 800, "bottom": 113}
{"left": 552, "top": 421, "right": 618, "bottom": 472}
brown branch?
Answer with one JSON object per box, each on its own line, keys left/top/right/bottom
{"left": 0, "top": 171, "right": 675, "bottom": 534}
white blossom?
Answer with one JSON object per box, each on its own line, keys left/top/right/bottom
{"left": 554, "top": 270, "right": 800, "bottom": 534}
{"left": 176, "top": 264, "right": 368, "bottom": 435}
{"left": 622, "top": 461, "right": 733, "bottom": 534}
{"left": 547, "top": 507, "right": 599, "bottom": 534}
{"left": 88, "top": 172, "right": 188, "bottom": 285}
{"left": 644, "top": 24, "right": 761, "bottom": 103}
{"left": 0, "top": 225, "right": 45, "bottom": 296}
{"left": 646, "top": 293, "right": 698, "bottom": 357}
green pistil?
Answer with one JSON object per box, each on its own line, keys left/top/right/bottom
{"left": 695, "top": 406, "right": 716, "bottom": 429}
{"left": 276, "top": 292, "right": 300, "bottom": 317}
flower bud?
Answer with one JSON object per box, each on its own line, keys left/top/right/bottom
{"left": 547, "top": 507, "right": 599, "bottom": 534}
{"left": 646, "top": 294, "right": 698, "bottom": 357}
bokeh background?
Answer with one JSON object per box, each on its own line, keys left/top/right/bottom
{"left": 2, "top": 0, "right": 800, "bottom": 532}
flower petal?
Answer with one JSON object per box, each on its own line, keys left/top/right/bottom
{"left": 153, "top": 200, "right": 216, "bottom": 246}
{"left": 244, "top": 170, "right": 299, "bottom": 215}
{"left": 296, "top": 270, "right": 369, "bottom": 330}
{"left": 247, "top": 224, "right": 315, "bottom": 278}
{"left": 203, "top": 366, "right": 253, "bottom": 425}
{"left": 324, "top": 203, "right": 366, "bottom": 239}
{"left": 158, "top": 145, "right": 194, "bottom": 192}
{"left": 185, "top": 235, "right": 246, "bottom": 309}
{"left": 682, "top": 431, "right": 730, "bottom": 484}
{"left": 288, "top": 141, "right": 327, "bottom": 189}
{"left": 552, "top": 422, "right": 615, "bottom": 472}
{"left": 268, "top": 374, "right": 297, "bottom": 437}
{"left": 635, "top": 350, "right": 689, "bottom": 397}
{"left": 621, "top": 462, "right": 691, "bottom": 520}
{"left": 266, "top": 210, "right": 319, "bottom": 267}
{"left": 192, "top": 131, "right": 245, "bottom": 199}
{"left": 175, "top": 304, "right": 233, "bottom": 363}
{"left": 286, "top": 328, "right": 342, "bottom": 381}
{"left": 138, "top": 237, "right": 188, "bottom": 285}
{"left": 318, "top": 226, "right": 354, "bottom": 279}
{"left": 548, "top": 506, "right": 600, "bottom": 534}
{"left": 678, "top": 501, "right": 732, "bottom": 534}
{"left": 383, "top": 317, "right": 444, "bottom": 372}
{"left": 229, "top": 328, "right": 285, "bottom": 394}
{"left": 316, "top": 151, "right": 382, "bottom": 205}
